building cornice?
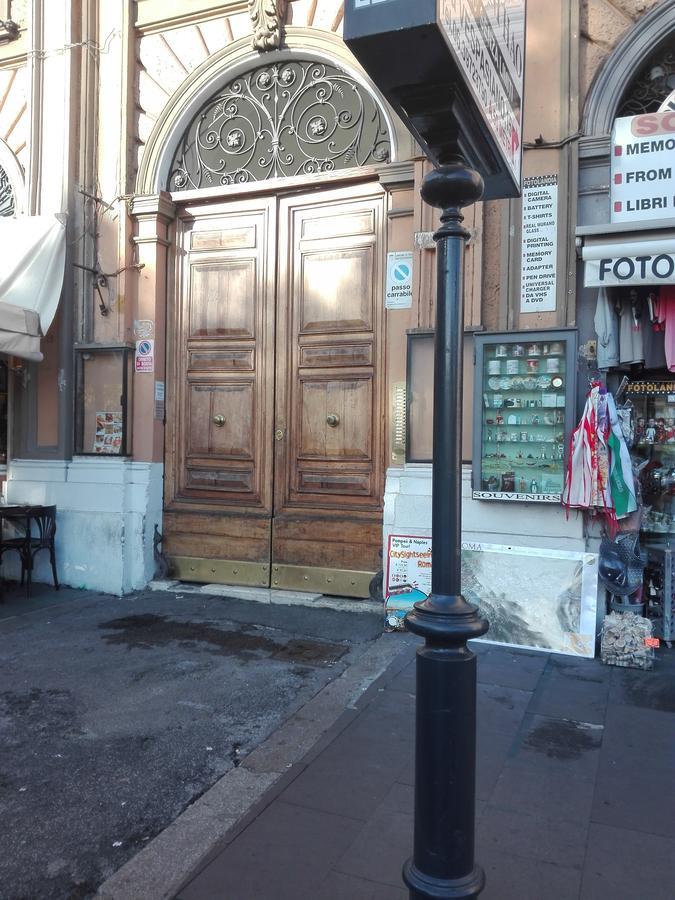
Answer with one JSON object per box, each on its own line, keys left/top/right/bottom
{"left": 130, "top": 191, "right": 177, "bottom": 223}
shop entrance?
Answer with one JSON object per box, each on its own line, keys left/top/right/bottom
{"left": 163, "top": 182, "right": 386, "bottom": 597}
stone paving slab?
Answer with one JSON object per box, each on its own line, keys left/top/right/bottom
{"left": 175, "top": 641, "right": 675, "bottom": 900}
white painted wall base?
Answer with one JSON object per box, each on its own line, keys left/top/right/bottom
{"left": 383, "top": 464, "right": 607, "bottom": 635}
{"left": 5, "top": 459, "right": 164, "bottom": 595}
{"left": 384, "top": 463, "right": 585, "bottom": 554}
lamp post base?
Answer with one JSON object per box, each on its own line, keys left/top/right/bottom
{"left": 403, "top": 860, "right": 486, "bottom": 900}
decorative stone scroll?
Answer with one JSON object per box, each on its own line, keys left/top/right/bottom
{"left": 248, "top": 0, "right": 288, "bottom": 52}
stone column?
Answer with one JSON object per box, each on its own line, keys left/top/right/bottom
{"left": 129, "top": 191, "right": 177, "bottom": 464}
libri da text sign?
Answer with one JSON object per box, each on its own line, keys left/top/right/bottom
{"left": 611, "top": 110, "right": 675, "bottom": 223}
{"left": 344, "top": 0, "right": 526, "bottom": 200}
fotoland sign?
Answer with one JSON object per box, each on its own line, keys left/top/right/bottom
{"left": 344, "top": 0, "right": 526, "bottom": 200}
{"left": 584, "top": 249, "right": 675, "bottom": 288}
{"left": 611, "top": 111, "right": 675, "bottom": 224}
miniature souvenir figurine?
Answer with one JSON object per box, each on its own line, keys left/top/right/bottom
{"left": 636, "top": 417, "right": 645, "bottom": 441}
{"left": 519, "top": 477, "right": 527, "bottom": 492}
{"left": 667, "top": 419, "right": 675, "bottom": 442}
{"left": 646, "top": 418, "right": 657, "bottom": 443}
{"left": 656, "top": 418, "right": 666, "bottom": 443}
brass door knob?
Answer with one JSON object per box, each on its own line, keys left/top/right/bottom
{"left": 326, "top": 414, "right": 340, "bottom": 427}
{"left": 212, "top": 414, "right": 225, "bottom": 427}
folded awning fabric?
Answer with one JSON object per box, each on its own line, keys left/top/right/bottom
{"left": 0, "top": 215, "right": 66, "bottom": 361}
{"left": 0, "top": 301, "right": 41, "bottom": 362}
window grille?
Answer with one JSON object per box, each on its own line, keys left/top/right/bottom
{"left": 169, "top": 59, "right": 391, "bottom": 191}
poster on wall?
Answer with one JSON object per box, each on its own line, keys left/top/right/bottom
{"left": 93, "top": 411, "right": 123, "bottom": 454}
{"left": 385, "top": 537, "right": 598, "bottom": 658}
{"left": 384, "top": 534, "right": 432, "bottom": 606}
{"left": 520, "top": 175, "right": 558, "bottom": 313}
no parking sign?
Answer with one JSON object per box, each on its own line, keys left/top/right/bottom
{"left": 385, "top": 251, "right": 413, "bottom": 309}
{"left": 135, "top": 339, "right": 154, "bottom": 373}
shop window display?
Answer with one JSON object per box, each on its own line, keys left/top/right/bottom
{"left": 588, "top": 280, "right": 675, "bottom": 644}
{"left": 74, "top": 346, "right": 133, "bottom": 456}
{"left": 472, "top": 330, "right": 577, "bottom": 502}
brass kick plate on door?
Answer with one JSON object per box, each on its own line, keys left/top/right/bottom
{"left": 271, "top": 564, "right": 374, "bottom": 599}
{"left": 171, "top": 556, "right": 270, "bottom": 587}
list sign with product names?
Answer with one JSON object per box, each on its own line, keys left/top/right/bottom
{"left": 520, "top": 175, "right": 558, "bottom": 313}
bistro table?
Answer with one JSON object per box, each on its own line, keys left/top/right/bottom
{"left": 0, "top": 503, "right": 58, "bottom": 598}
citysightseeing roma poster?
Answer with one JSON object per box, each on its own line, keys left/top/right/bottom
{"left": 384, "top": 534, "right": 432, "bottom": 630}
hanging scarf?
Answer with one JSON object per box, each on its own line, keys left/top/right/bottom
{"left": 562, "top": 384, "right": 598, "bottom": 511}
{"left": 606, "top": 393, "right": 638, "bottom": 518}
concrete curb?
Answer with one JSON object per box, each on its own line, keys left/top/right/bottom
{"left": 96, "top": 632, "right": 408, "bottom": 900}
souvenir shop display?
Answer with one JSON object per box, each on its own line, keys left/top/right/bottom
{"left": 591, "top": 282, "right": 675, "bottom": 647}
{"left": 624, "top": 379, "right": 675, "bottom": 535}
{"left": 472, "top": 330, "right": 577, "bottom": 501}
{"left": 562, "top": 382, "right": 638, "bottom": 522}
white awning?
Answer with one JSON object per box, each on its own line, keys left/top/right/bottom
{"left": 0, "top": 215, "right": 66, "bottom": 361}
{"left": 579, "top": 226, "right": 675, "bottom": 288}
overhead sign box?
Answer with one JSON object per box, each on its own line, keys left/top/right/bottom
{"left": 611, "top": 111, "right": 675, "bottom": 224}
{"left": 344, "top": 0, "right": 526, "bottom": 200}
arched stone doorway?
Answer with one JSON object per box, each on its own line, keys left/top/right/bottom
{"left": 138, "top": 43, "right": 398, "bottom": 596}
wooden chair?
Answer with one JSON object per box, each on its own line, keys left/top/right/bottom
{"left": 0, "top": 505, "right": 59, "bottom": 596}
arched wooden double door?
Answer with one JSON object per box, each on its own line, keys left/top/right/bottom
{"left": 163, "top": 182, "right": 386, "bottom": 597}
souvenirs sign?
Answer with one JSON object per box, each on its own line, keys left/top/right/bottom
{"left": 344, "top": 0, "right": 526, "bottom": 200}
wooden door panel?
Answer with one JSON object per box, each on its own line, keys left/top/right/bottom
{"left": 189, "top": 260, "right": 256, "bottom": 338}
{"left": 274, "top": 183, "right": 386, "bottom": 575}
{"left": 300, "top": 209, "right": 375, "bottom": 241}
{"left": 163, "top": 510, "right": 270, "bottom": 565}
{"left": 186, "top": 382, "right": 254, "bottom": 458}
{"left": 184, "top": 465, "right": 254, "bottom": 494}
{"left": 295, "top": 471, "right": 372, "bottom": 495}
{"left": 188, "top": 349, "right": 254, "bottom": 371}
{"left": 299, "top": 376, "right": 372, "bottom": 459}
{"left": 272, "top": 517, "right": 382, "bottom": 571}
{"left": 300, "top": 248, "right": 373, "bottom": 333}
{"left": 164, "top": 199, "right": 276, "bottom": 577}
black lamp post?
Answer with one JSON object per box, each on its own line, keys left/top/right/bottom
{"left": 403, "top": 163, "right": 489, "bottom": 900}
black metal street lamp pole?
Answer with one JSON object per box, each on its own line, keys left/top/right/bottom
{"left": 403, "top": 162, "right": 489, "bottom": 900}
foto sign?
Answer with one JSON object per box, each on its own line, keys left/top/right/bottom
{"left": 611, "top": 110, "right": 675, "bottom": 224}
{"left": 344, "top": 0, "right": 526, "bottom": 200}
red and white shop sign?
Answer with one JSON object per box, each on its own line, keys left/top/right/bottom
{"left": 611, "top": 110, "right": 675, "bottom": 224}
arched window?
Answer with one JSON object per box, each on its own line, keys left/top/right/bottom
{"left": 168, "top": 58, "right": 391, "bottom": 191}
{"left": 616, "top": 37, "right": 675, "bottom": 117}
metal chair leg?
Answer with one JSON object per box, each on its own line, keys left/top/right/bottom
{"left": 50, "top": 548, "right": 59, "bottom": 590}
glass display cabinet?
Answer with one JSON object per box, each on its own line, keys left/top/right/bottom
{"left": 626, "top": 379, "right": 675, "bottom": 537}
{"left": 74, "top": 344, "right": 134, "bottom": 456}
{"left": 473, "top": 329, "right": 577, "bottom": 502}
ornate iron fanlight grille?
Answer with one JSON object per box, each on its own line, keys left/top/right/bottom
{"left": 617, "top": 39, "right": 675, "bottom": 117}
{"left": 168, "top": 59, "right": 391, "bottom": 190}
{"left": 0, "top": 165, "right": 15, "bottom": 217}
